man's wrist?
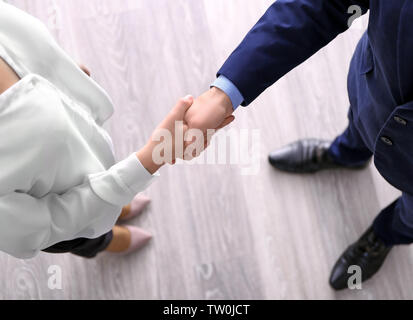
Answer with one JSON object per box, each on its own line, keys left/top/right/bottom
{"left": 211, "top": 75, "right": 244, "bottom": 110}
{"left": 209, "top": 87, "right": 234, "bottom": 117}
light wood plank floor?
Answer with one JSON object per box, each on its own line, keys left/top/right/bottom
{"left": 1, "top": 0, "right": 411, "bottom": 299}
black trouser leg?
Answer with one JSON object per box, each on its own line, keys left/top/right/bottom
{"left": 42, "top": 230, "right": 113, "bottom": 258}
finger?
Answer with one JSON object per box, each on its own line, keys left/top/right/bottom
{"left": 78, "top": 63, "right": 91, "bottom": 77}
{"left": 204, "top": 139, "right": 211, "bottom": 149}
{"left": 173, "top": 95, "right": 194, "bottom": 118}
{"left": 204, "top": 129, "right": 214, "bottom": 148}
{"left": 216, "top": 115, "right": 235, "bottom": 130}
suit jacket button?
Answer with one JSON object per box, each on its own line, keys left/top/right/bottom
{"left": 381, "top": 136, "right": 393, "bottom": 146}
{"left": 394, "top": 116, "right": 407, "bottom": 125}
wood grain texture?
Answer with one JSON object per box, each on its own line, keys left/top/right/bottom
{"left": 1, "top": 0, "right": 411, "bottom": 299}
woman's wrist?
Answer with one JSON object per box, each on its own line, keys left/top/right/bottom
{"left": 136, "top": 143, "right": 164, "bottom": 175}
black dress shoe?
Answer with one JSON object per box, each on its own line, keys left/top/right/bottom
{"left": 329, "top": 226, "right": 392, "bottom": 290}
{"left": 268, "top": 139, "right": 367, "bottom": 173}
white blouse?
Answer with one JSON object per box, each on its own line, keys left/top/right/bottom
{"left": 0, "top": 2, "right": 157, "bottom": 259}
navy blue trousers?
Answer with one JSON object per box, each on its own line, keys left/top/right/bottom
{"left": 328, "top": 114, "right": 413, "bottom": 246}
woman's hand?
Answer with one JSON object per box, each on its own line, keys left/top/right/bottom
{"left": 136, "top": 95, "right": 194, "bottom": 174}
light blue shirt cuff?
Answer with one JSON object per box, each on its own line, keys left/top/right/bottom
{"left": 211, "top": 75, "right": 244, "bottom": 110}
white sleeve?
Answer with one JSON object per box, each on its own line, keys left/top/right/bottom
{"left": 0, "top": 154, "right": 157, "bottom": 260}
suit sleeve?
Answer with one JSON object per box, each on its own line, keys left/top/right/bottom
{"left": 217, "top": 0, "right": 370, "bottom": 106}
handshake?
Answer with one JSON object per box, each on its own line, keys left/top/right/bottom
{"left": 137, "top": 87, "right": 236, "bottom": 174}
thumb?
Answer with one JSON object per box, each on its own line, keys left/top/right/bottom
{"left": 172, "top": 95, "right": 194, "bottom": 118}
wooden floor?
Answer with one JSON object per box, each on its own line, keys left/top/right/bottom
{"left": 1, "top": 0, "right": 412, "bottom": 299}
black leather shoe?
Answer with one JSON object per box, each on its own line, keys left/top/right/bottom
{"left": 329, "top": 226, "right": 392, "bottom": 290}
{"left": 268, "top": 139, "right": 367, "bottom": 173}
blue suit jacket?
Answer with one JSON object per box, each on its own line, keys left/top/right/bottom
{"left": 218, "top": 0, "right": 413, "bottom": 195}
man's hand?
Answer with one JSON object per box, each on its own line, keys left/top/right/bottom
{"left": 183, "top": 87, "right": 235, "bottom": 158}
{"left": 185, "top": 87, "right": 235, "bottom": 133}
